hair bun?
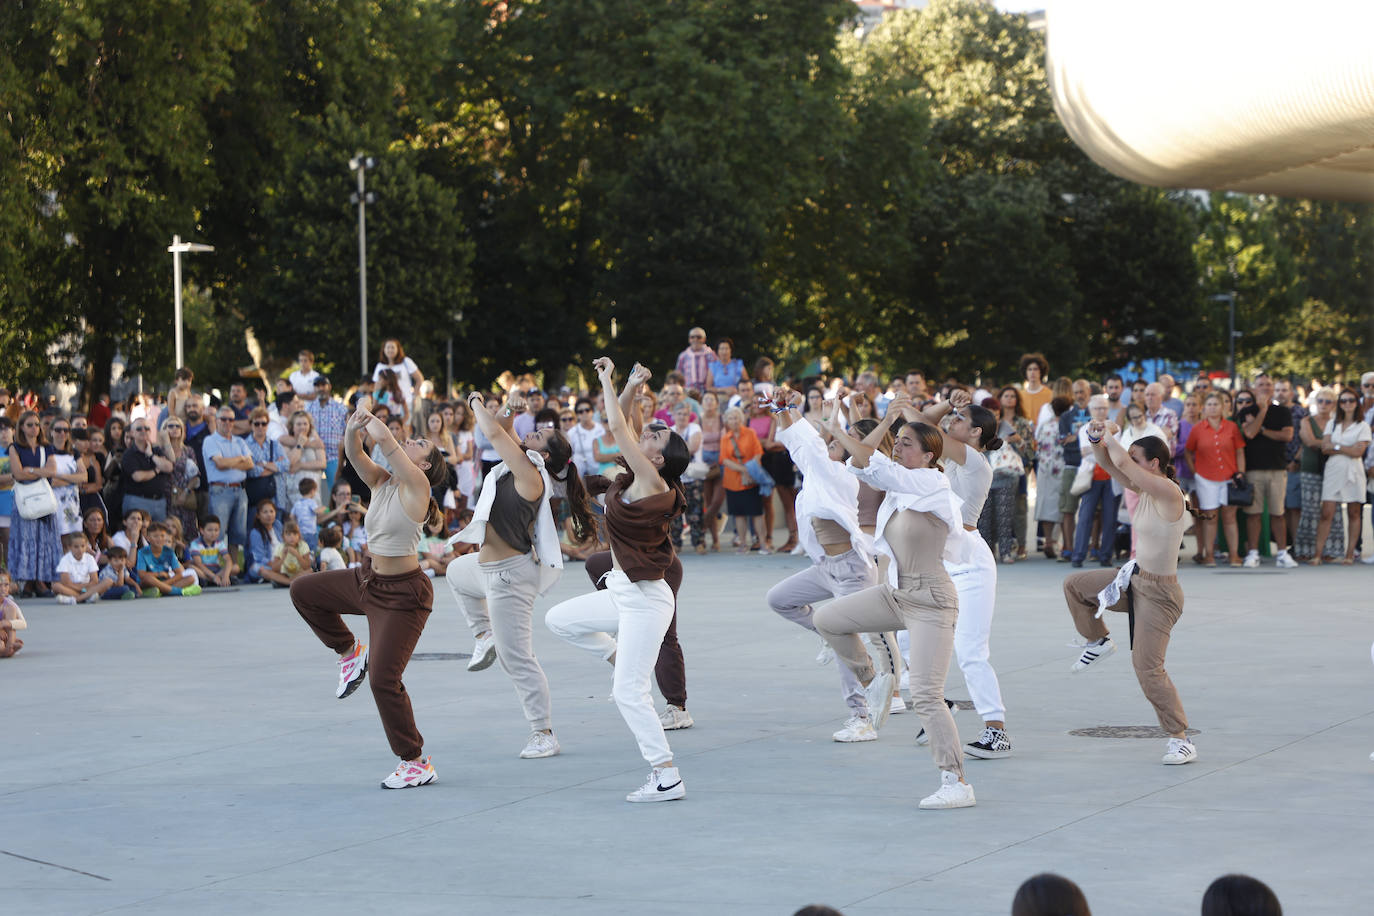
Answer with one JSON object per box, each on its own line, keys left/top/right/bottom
{"left": 984, "top": 436, "right": 1004, "bottom": 452}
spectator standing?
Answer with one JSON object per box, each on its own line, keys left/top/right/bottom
{"left": 372, "top": 338, "right": 424, "bottom": 415}
{"left": 1185, "top": 392, "right": 1246, "bottom": 566}
{"left": 1276, "top": 378, "right": 1307, "bottom": 546}
{"left": 101, "top": 419, "right": 126, "bottom": 524}
{"left": 280, "top": 410, "right": 327, "bottom": 512}
{"left": 1311, "top": 387, "right": 1370, "bottom": 565}
{"left": 9, "top": 411, "right": 63, "bottom": 595}
{"left": 0, "top": 419, "right": 12, "bottom": 571}
{"left": 1034, "top": 389, "right": 1071, "bottom": 558}
{"left": 668, "top": 402, "right": 705, "bottom": 553}
{"left": 566, "top": 397, "right": 604, "bottom": 479}
{"left": 698, "top": 392, "right": 725, "bottom": 551}
{"left": 1017, "top": 353, "right": 1053, "bottom": 423}
{"left": 1174, "top": 394, "right": 1200, "bottom": 494}
{"left": 1070, "top": 396, "right": 1118, "bottom": 567}
{"left": 1144, "top": 382, "right": 1180, "bottom": 449}
{"left": 226, "top": 381, "right": 253, "bottom": 436}
{"left": 1103, "top": 374, "right": 1125, "bottom": 419}
{"left": 244, "top": 407, "right": 285, "bottom": 510}
{"left": 48, "top": 419, "right": 85, "bottom": 540}
{"left": 203, "top": 407, "right": 254, "bottom": 551}
{"left": 307, "top": 376, "right": 348, "bottom": 494}
{"left": 288, "top": 349, "right": 321, "bottom": 397}
{"left": 1158, "top": 372, "right": 1184, "bottom": 418}
{"left": 719, "top": 406, "right": 768, "bottom": 553}
{"left": 73, "top": 428, "right": 105, "bottom": 519}
{"left": 995, "top": 386, "right": 1036, "bottom": 560}
{"left": 122, "top": 417, "right": 173, "bottom": 522}
{"left": 159, "top": 417, "right": 201, "bottom": 538}
{"left": 675, "top": 327, "right": 718, "bottom": 397}
{"left": 707, "top": 337, "right": 747, "bottom": 397}
{"left": 450, "top": 399, "right": 477, "bottom": 510}
{"left": 182, "top": 394, "right": 211, "bottom": 512}
{"left": 1236, "top": 375, "right": 1296, "bottom": 568}
{"left": 1057, "top": 380, "right": 1093, "bottom": 559}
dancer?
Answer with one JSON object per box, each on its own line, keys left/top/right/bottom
{"left": 765, "top": 389, "right": 890, "bottom": 742}
{"left": 1063, "top": 424, "right": 1197, "bottom": 765}
{"left": 815, "top": 406, "right": 976, "bottom": 809}
{"left": 913, "top": 389, "right": 1012, "bottom": 759}
{"left": 445, "top": 390, "right": 595, "bottom": 759}
{"left": 290, "top": 397, "right": 450, "bottom": 788}
{"left": 545, "top": 357, "right": 691, "bottom": 803}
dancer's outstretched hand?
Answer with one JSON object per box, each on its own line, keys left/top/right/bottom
{"left": 593, "top": 356, "right": 615, "bottom": 380}
{"left": 627, "top": 362, "right": 652, "bottom": 389}
{"left": 948, "top": 388, "right": 972, "bottom": 409}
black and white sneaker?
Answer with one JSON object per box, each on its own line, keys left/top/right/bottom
{"left": 1071, "top": 637, "right": 1116, "bottom": 672}
{"left": 964, "top": 725, "right": 1012, "bottom": 759}
{"left": 915, "top": 698, "right": 959, "bottom": 746}
{"left": 626, "top": 766, "right": 685, "bottom": 802}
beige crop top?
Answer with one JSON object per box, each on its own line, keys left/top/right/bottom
{"left": 1131, "top": 488, "right": 1188, "bottom": 576}
{"left": 811, "top": 517, "right": 851, "bottom": 547}
{"left": 364, "top": 479, "right": 423, "bottom": 558}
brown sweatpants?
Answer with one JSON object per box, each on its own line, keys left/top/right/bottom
{"left": 291, "top": 559, "right": 434, "bottom": 760}
{"left": 1063, "top": 568, "right": 1188, "bottom": 736}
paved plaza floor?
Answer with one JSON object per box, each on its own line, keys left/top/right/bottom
{"left": 3, "top": 549, "right": 1372, "bottom": 915}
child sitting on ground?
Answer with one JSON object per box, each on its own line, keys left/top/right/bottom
{"left": 110, "top": 508, "right": 149, "bottom": 556}
{"left": 187, "top": 515, "right": 238, "bottom": 587}
{"left": 342, "top": 504, "right": 368, "bottom": 560}
{"left": 136, "top": 521, "right": 202, "bottom": 597}
{"left": 268, "top": 520, "right": 313, "bottom": 587}
{"left": 448, "top": 509, "right": 478, "bottom": 558}
{"left": 291, "top": 478, "right": 323, "bottom": 552}
{"left": 0, "top": 572, "right": 27, "bottom": 657}
{"left": 418, "top": 515, "right": 459, "bottom": 576}
{"left": 54, "top": 532, "right": 115, "bottom": 604}
{"left": 98, "top": 546, "right": 141, "bottom": 600}
{"left": 316, "top": 524, "right": 347, "bottom": 571}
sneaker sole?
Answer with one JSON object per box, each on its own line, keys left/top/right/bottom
{"left": 834, "top": 732, "right": 878, "bottom": 743}
{"left": 1162, "top": 753, "right": 1197, "bottom": 765}
{"left": 627, "top": 785, "right": 685, "bottom": 803}
{"left": 381, "top": 771, "right": 437, "bottom": 789}
{"left": 919, "top": 793, "right": 976, "bottom": 809}
{"left": 467, "top": 645, "right": 497, "bottom": 672}
{"left": 661, "top": 718, "right": 694, "bottom": 730}
{"left": 338, "top": 657, "right": 369, "bottom": 699}
{"left": 1072, "top": 643, "right": 1117, "bottom": 672}
{"left": 964, "top": 744, "right": 1012, "bottom": 760}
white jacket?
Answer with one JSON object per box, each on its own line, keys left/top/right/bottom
{"left": 776, "top": 420, "right": 874, "bottom": 564}
{"left": 847, "top": 452, "right": 971, "bottom": 585}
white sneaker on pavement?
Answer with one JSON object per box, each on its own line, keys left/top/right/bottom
{"left": 55, "top": 594, "right": 76, "bottom": 605}
{"left": 832, "top": 715, "right": 878, "bottom": 742}
{"left": 1242, "top": 550, "right": 1260, "bottom": 568}
{"left": 519, "top": 731, "right": 561, "bottom": 759}
{"left": 467, "top": 632, "right": 497, "bottom": 671}
{"left": 381, "top": 756, "right": 437, "bottom": 789}
{"left": 919, "top": 770, "right": 976, "bottom": 809}
{"left": 1162, "top": 737, "right": 1197, "bottom": 765}
{"left": 1275, "top": 549, "right": 1298, "bottom": 569}
{"left": 626, "top": 766, "right": 684, "bottom": 802}
{"left": 659, "top": 705, "right": 694, "bottom": 730}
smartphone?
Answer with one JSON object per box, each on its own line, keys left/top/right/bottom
{"left": 349, "top": 494, "right": 361, "bottom": 504}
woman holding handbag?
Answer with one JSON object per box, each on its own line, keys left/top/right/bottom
{"left": 719, "top": 406, "right": 768, "bottom": 554}
{"left": 160, "top": 418, "right": 201, "bottom": 537}
{"left": 244, "top": 407, "right": 284, "bottom": 510}
{"left": 48, "top": 420, "right": 86, "bottom": 541}
{"left": 1311, "top": 387, "right": 1371, "bottom": 565}
{"left": 8, "top": 411, "right": 63, "bottom": 597}
{"left": 1184, "top": 392, "right": 1247, "bottom": 567}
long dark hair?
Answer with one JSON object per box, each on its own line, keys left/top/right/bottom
{"left": 417, "top": 442, "right": 449, "bottom": 531}
{"left": 658, "top": 429, "right": 691, "bottom": 484}
{"left": 964, "top": 404, "right": 1003, "bottom": 452}
{"left": 543, "top": 429, "right": 597, "bottom": 542}
{"left": 1201, "top": 874, "right": 1282, "bottom": 916}
{"left": 14, "top": 410, "right": 45, "bottom": 450}
{"left": 1011, "top": 873, "right": 1091, "bottom": 916}
{"left": 1335, "top": 386, "right": 1361, "bottom": 424}
{"left": 250, "top": 499, "right": 278, "bottom": 542}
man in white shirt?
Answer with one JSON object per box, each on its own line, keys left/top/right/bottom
{"left": 288, "top": 349, "right": 321, "bottom": 396}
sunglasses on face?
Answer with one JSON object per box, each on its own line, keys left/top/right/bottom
{"left": 53, "top": 426, "right": 69, "bottom": 433}
{"left": 575, "top": 408, "right": 592, "bottom": 414}
{"left": 1317, "top": 398, "right": 1334, "bottom": 405}
{"left": 1339, "top": 397, "right": 1357, "bottom": 404}
{"left": 1235, "top": 398, "right": 1253, "bottom": 404}
{"left": 252, "top": 421, "right": 268, "bottom": 427}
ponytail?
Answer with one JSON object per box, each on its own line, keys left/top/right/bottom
{"left": 424, "top": 497, "right": 444, "bottom": 532}
{"left": 965, "top": 405, "right": 1001, "bottom": 453}
{"left": 561, "top": 461, "right": 597, "bottom": 543}
{"left": 1132, "top": 435, "right": 1204, "bottom": 520}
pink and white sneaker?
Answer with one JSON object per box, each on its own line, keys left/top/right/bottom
{"left": 336, "top": 641, "right": 369, "bottom": 699}
{"left": 381, "top": 756, "right": 437, "bottom": 789}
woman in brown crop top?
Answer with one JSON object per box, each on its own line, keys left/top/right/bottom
{"left": 1064, "top": 423, "right": 1199, "bottom": 767}
{"left": 290, "top": 396, "right": 450, "bottom": 789}
{"left": 545, "top": 357, "right": 693, "bottom": 803}
{"left": 445, "top": 389, "right": 596, "bottom": 762}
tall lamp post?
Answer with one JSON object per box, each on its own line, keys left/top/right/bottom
{"left": 349, "top": 153, "right": 376, "bottom": 377}
{"left": 167, "top": 235, "right": 214, "bottom": 369}
{"left": 1209, "top": 292, "right": 1240, "bottom": 389}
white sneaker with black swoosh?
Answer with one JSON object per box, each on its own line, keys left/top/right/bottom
{"left": 626, "top": 766, "right": 685, "bottom": 802}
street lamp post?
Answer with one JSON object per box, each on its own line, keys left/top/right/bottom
{"left": 1209, "top": 292, "right": 1240, "bottom": 389}
{"left": 167, "top": 235, "right": 214, "bottom": 369}
{"left": 349, "top": 154, "right": 376, "bottom": 377}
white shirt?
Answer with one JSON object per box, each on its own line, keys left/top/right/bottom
{"left": 318, "top": 546, "right": 346, "bottom": 571}
{"left": 373, "top": 357, "right": 420, "bottom": 404}
{"left": 848, "top": 452, "right": 970, "bottom": 582}
{"left": 57, "top": 551, "right": 99, "bottom": 585}
{"left": 776, "top": 420, "right": 873, "bottom": 564}
{"left": 943, "top": 449, "right": 993, "bottom": 528}
{"left": 288, "top": 369, "right": 320, "bottom": 397}
{"left": 567, "top": 421, "right": 606, "bottom": 477}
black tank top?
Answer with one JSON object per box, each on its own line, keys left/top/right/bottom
{"left": 489, "top": 473, "right": 539, "bottom": 554}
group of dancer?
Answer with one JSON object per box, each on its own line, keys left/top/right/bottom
{"left": 288, "top": 359, "right": 1199, "bottom": 803}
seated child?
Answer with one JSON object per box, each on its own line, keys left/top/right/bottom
{"left": 54, "top": 532, "right": 115, "bottom": 604}
{"left": 449, "top": 509, "right": 478, "bottom": 558}
{"left": 187, "top": 515, "right": 238, "bottom": 587}
{"left": 342, "top": 505, "right": 368, "bottom": 560}
{"left": 291, "top": 478, "right": 323, "bottom": 552}
{"left": 418, "top": 515, "right": 459, "bottom": 576}
{"left": 0, "top": 571, "right": 27, "bottom": 657}
{"left": 136, "top": 521, "right": 202, "bottom": 597}
{"left": 98, "top": 546, "right": 141, "bottom": 600}
{"left": 317, "top": 524, "right": 347, "bottom": 571}
{"left": 267, "top": 520, "right": 313, "bottom": 588}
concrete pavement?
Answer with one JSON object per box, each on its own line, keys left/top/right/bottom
{"left": 2, "top": 551, "right": 1372, "bottom": 915}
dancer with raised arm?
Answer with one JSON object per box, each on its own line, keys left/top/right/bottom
{"left": 445, "top": 390, "right": 595, "bottom": 760}
{"left": 545, "top": 357, "right": 691, "bottom": 803}
{"left": 815, "top": 403, "right": 976, "bottom": 809}
{"left": 1063, "top": 423, "right": 1197, "bottom": 766}
{"left": 290, "top": 397, "right": 450, "bottom": 788}
{"left": 912, "top": 389, "right": 1013, "bottom": 759}
{"left": 764, "top": 388, "right": 892, "bottom": 742}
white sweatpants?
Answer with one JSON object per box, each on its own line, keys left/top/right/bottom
{"left": 545, "top": 570, "right": 676, "bottom": 767}
{"left": 946, "top": 535, "right": 1005, "bottom": 723}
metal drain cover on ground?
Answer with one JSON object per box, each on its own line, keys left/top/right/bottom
{"left": 1069, "top": 726, "right": 1201, "bottom": 738}
{"left": 410, "top": 652, "right": 471, "bottom": 661}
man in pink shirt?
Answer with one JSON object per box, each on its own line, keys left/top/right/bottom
{"left": 675, "top": 327, "right": 718, "bottom": 396}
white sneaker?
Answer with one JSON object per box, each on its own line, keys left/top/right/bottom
{"left": 832, "top": 715, "right": 878, "bottom": 742}
{"left": 336, "top": 642, "right": 369, "bottom": 698}
{"left": 1275, "top": 549, "right": 1298, "bottom": 569}
{"left": 518, "top": 731, "right": 561, "bottom": 759}
{"left": 1071, "top": 637, "right": 1116, "bottom": 672}
{"left": 467, "top": 633, "right": 497, "bottom": 671}
{"left": 815, "top": 640, "right": 834, "bottom": 666}
{"left": 1162, "top": 737, "right": 1197, "bottom": 765}
{"left": 626, "top": 766, "right": 684, "bottom": 802}
{"left": 919, "top": 770, "right": 976, "bottom": 809}
{"left": 1361, "top": 554, "right": 1374, "bottom": 565}
{"left": 55, "top": 594, "right": 76, "bottom": 605}
{"left": 1242, "top": 550, "right": 1260, "bottom": 568}
{"left": 381, "top": 756, "right": 437, "bottom": 789}
{"left": 889, "top": 694, "right": 908, "bottom": 716}
{"left": 659, "top": 705, "right": 694, "bottom": 730}
{"left": 864, "top": 672, "right": 896, "bottom": 731}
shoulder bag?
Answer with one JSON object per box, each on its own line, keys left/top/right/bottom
{"left": 15, "top": 447, "right": 59, "bottom": 520}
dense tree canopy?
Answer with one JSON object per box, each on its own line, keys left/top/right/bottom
{"left": 2, "top": 0, "right": 1368, "bottom": 406}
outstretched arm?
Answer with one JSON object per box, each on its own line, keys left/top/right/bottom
{"left": 596, "top": 357, "right": 667, "bottom": 494}
{"left": 467, "top": 392, "right": 543, "bottom": 500}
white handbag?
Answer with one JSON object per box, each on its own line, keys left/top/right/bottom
{"left": 1069, "top": 460, "right": 1095, "bottom": 497}
{"left": 14, "top": 448, "right": 58, "bottom": 520}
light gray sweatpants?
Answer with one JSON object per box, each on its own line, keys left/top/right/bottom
{"left": 446, "top": 552, "right": 552, "bottom": 732}
{"left": 764, "top": 548, "right": 897, "bottom": 716}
